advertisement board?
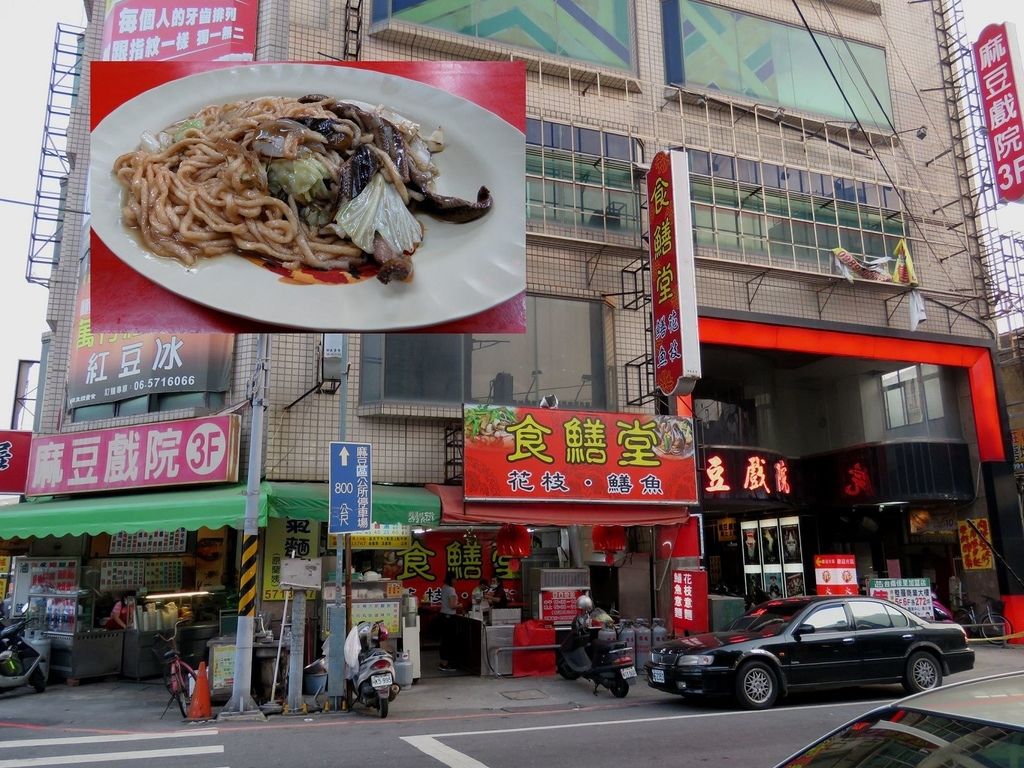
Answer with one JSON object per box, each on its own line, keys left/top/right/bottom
{"left": 463, "top": 404, "right": 698, "bottom": 504}
{"left": 813, "top": 554, "right": 858, "bottom": 596}
{"left": 89, "top": 60, "right": 526, "bottom": 334}
{"left": 868, "top": 577, "right": 933, "bottom": 619}
{"left": 646, "top": 150, "right": 701, "bottom": 396}
{"left": 973, "top": 23, "right": 1024, "bottom": 202}
{"left": 0, "top": 431, "right": 32, "bottom": 495}
{"left": 539, "top": 589, "right": 585, "bottom": 625}
{"left": 958, "top": 519, "right": 995, "bottom": 570}
{"left": 262, "top": 517, "right": 318, "bottom": 602}
{"left": 25, "top": 414, "right": 240, "bottom": 496}
{"left": 670, "top": 569, "right": 708, "bottom": 635}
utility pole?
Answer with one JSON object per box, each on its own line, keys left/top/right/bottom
{"left": 220, "top": 333, "right": 270, "bottom": 721}
{"left": 327, "top": 334, "right": 349, "bottom": 711}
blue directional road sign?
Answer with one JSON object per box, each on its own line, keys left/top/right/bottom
{"left": 328, "top": 441, "right": 372, "bottom": 535}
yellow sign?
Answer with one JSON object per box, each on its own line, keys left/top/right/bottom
{"left": 262, "top": 517, "right": 318, "bottom": 601}
{"left": 351, "top": 601, "right": 401, "bottom": 635}
{"left": 334, "top": 524, "right": 412, "bottom": 550}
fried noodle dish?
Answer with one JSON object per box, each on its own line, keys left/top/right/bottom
{"left": 112, "top": 94, "right": 493, "bottom": 284}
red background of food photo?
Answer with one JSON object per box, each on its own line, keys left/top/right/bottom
{"left": 89, "top": 60, "right": 527, "bottom": 333}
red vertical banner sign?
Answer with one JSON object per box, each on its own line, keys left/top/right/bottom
{"left": 647, "top": 150, "right": 701, "bottom": 396}
{"left": 0, "top": 431, "right": 33, "bottom": 494}
{"left": 974, "top": 23, "right": 1024, "bottom": 202}
{"left": 671, "top": 569, "right": 708, "bottom": 636}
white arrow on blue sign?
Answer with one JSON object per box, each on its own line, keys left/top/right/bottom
{"left": 328, "top": 441, "right": 373, "bottom": 535}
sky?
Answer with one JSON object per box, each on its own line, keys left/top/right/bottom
{"left": 0, "top": 0, "right": 1022, "bottom": 434}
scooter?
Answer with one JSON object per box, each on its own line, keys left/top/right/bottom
{"left": 557, "top": 609, "right": 636, "bottom": 698}
{"left": 343, "top": 621, "right": 399, "bottom": 718}
{"left": 0, "top": 618, "right": 49, "bottom": 695}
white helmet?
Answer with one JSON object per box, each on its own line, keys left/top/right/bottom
{"left": 576, "top": 595, "right": 594, "bottom": 612}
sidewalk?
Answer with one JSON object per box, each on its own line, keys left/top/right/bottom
{"left": 0, "top": 644, "right": 1020, "bottom": 732}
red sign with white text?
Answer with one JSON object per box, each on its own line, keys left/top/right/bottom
{"left": 813, "top": 554, "right": 858, "bottom": 596}
{"left": 671, "top": 569, "right": 708, "bottom": 635}
{"left": 26, "top": 415, "right": 240, "bottom": 497}
{"left": 974, "top": 23, "right": 1024, "bottom": 202}
{"left": 0, "top": 431, "right": 33, "bottom": 495}
{"left": 463, "top": 404, "right": 698, "bottom": 504}
{"left": 647, "top": 150, "right": 701, "bottom": 396}
{"left": 539, "top": 589, "right": 586, "bottom": 624}
{"left": 100, "top": 0, "right": 259, "bottom": 63}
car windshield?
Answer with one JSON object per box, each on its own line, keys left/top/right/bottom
{"left": 728, "top": 601, "right": 808, "bottom": 632}
{"left": 778, "top": 707, "right": 1024, "bottom": 767}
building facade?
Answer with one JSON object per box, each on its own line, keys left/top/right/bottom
{"left": 8, "top": 0, "right": 1023, "bottom": 646}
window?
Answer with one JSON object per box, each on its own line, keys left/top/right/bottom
{"left": 884, "top": 605, "right": 910, "bottom": 628}
{"left": 663, "top": 0, "right": 892, "bottom": 125}
{"left": 373, "top": 0, "right": 635, "bottom": 71}
{"left": 806, "top": 605, "right": 850, "bottom": 632}
{"left": 882, "top": 366, "right": 924, "bottom": 429}
{"left": 850, "top": 601, "right": 892, "bottom": 630}
{"left": 360, "top": 296, "right": 608, "bottom": 409}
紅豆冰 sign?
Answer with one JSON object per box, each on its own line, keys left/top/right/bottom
{"left": 25, "top": 415, "right": 240, "bottom": 496}
{"left": 974, "top": 23, "right": 1024, "bottom": 202}
{"left": 463, "top": 404, "right": 697, "bottom": 504}
{"left": 647, "top": 149, "right": 701, "bottom": 396}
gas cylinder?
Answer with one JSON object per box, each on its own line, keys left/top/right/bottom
{"left": 597, "top": 620, "right": 618, "bottom": 644}
{"left": 617, "top": 619, "right": 636, "bottom": 668}
{"left": 634, "top": 618, "right": 652, "bottom": 670}
{"left": 652, "top": 618, "right": 668, "bottom": 647}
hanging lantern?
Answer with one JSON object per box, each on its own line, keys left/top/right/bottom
{"left": 496, "top": 524, "right": 531, "bottom": 573}
{"left": 592, "top": 525, "right": 627, "bottom": 565}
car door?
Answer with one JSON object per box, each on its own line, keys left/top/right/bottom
{"left": 785, "top": 603, "right": 860, "bottom": 687}
{"left": 849, "top": 599, "right": 913, "bottom": 681}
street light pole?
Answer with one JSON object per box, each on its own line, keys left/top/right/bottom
{"left": 220, "top": 333, "right": 270, "bottom": 720}
{"left": 327, "top": 334, "right": 349, "bottom": 711}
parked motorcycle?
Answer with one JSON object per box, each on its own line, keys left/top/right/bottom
{"left": 0, "top": 618, "right": 49, "bottom": 695}
{"left": 344, "top": 621, "right": 398, "bottom": 718}
{"left": 557, "top": 596, "right": 636, "bottom": 698}
{"left": 932, "top": 593, "right": 955, "bottom": 622}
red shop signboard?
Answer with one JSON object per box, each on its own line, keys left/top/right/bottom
{"left": 539, "top": 589, "right": 586, "bottom": 624}
{"left": 463, "top": 404, "right": 697, "bottom": 504}
{"left": 0, "top": 431, "right": 32, "bottom": 495}
{"left": 813, "top": 554, "right": 859, "bottom": 596}
{"left": 391, "top": 530, "right": 521, "bottom": 609}
{"left": 671, "top": 569, "right": 708, "bottom": 635}
{"left": 974, "top": 23, "right": 1024, "bottom": 202}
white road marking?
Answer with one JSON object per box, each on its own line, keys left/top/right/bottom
{"left": 403, "top": 698, "right": 890, "bottom": 767}
{"left": 402, "top": 736, "right": 490, "bottom": 768}
{"left": 0, "top": 729, "right": 219, "bottom": 749}
{"left": 0, "top": 745, "right": 224, "bottom": 767}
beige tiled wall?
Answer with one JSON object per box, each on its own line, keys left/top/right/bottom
{"left": 39, "top": 0, "right": 997, "bottom": 493}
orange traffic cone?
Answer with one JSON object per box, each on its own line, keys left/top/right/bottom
{"left": 187, "top": 661, "right": 212, "bottom": 720}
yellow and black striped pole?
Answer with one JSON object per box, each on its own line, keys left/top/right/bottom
{"left": 220, "top": 333, "right": 270, "bottom": 720}
{"left": 238, "top": 534, "right": 259, "bottom": 620}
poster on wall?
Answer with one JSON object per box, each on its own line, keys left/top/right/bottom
{"left": 195, "top": 527, "right": 229, "bottom": 589}
{"left": 958, "top": 519, "right": 995, "bottom": 570}
{"left": 741, "top": 521, "right": 760, "bottom": 567}
{"left": 780, "top": 517, "right": 802, "bottom": 564}
{"left": 784, "top": 569, "right": 805, "bottom": 597}
{"left": 814, "top": 554, "right": 858, "bottom": 595}
{"left": 763, "top": 567, "right": 784, "bottom": 599}
{"left": 759, "top": 519, "right": 781, "bottom": 566}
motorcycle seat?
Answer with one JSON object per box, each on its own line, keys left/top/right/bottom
{"left": 0, "top": 621, "right": 26, "bottom": 640}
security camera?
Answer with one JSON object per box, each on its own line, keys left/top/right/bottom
{"left": 539, "top": 395, "right": 559, "bottom": 409}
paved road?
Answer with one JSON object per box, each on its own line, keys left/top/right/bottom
{"left": 0, "top": 645, "right": 1018, "bottom": 767}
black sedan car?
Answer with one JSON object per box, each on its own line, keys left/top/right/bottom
{"left": 645, "top": 595, "right": 974, "bottom": 710}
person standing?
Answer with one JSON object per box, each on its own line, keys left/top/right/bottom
{"left": 485, "top": 576, "right": 508, "bottom": 609}
{"left": 438, "top": 573, "right": 458, "bottom": 672}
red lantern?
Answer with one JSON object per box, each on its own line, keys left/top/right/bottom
{"left": 496, "top": 524, "right": 531, "bottom": 573}
{"left": 592, "top": 525, "right": 627, "bottom": 565}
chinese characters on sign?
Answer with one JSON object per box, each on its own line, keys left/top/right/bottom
{"left": 100, "top": 1, "right": 259, "bottom": 63}
{"left": 539, "top": 589, "right": 586, "bottom": 624}
{"left": 463, "top": 405, "right": 697, "bottom": 504}
{"left": 702, "top": 448, "right": 797, "bottom": 502}
{"left": 262, "top": 517, "right": 318, "bottom": 601}
{"left": 868, "top": 578, "right": 933, "bottom": 619}
{"left": 109, "top": 528, "right": 188, "bottom": 554}
{"left": 67, "top": 272, "right": 234, "bottom": 410}
{"left": 974, "top": 23, "right": 1024, "bottom": 202}
{"left": 25, "top": 415, "right": 240, "bottom": 496}
{"left": 0, "top": 430, "right": 32, "bottom": 494}
{"left": 647, "top": 150, "right": 701, "bottom": 396}
{"left": 670, "top": 569, "right": 708, "bottom": 635}
{"left": 813, "top": 554, "right": 858, "bottom": 596}
{"left": 958, "top": 519, "right": 995, "bottom": 570}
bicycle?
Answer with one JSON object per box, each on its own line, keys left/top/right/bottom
{"left": 154, "top": 620, "right": 198, "bottom": 718}
{"left": 953, "top": 595, "right": 1013, "bottom": 647}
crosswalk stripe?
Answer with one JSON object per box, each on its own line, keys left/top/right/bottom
{"left": 0, "top": 745, "right": 224, "bottom": 767}
{"left": 0, "top": 730, "right": 218, "bottom": 749}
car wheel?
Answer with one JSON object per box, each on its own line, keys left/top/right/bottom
{"left": 734, "top": 660, "right": 778, "bottom": 710}
{"left": 903, "top": 651, "right": 943, "bottom": 693}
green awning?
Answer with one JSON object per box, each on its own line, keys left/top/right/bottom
{"left": 265, "top": 482, "right": 440, "bottom": 526}
{"left": 0, "top": 483, "right": 264, "bottom": 539}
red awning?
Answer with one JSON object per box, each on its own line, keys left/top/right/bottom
{"left": 426, "top": 484, "right": 690, "bottom": 526}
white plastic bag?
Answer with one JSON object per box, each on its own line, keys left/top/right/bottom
{"left": 343, "top": 624, "right": 361, "bottom": 670}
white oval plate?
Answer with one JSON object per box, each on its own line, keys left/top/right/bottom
{"left": 89, "top": 63, "right": 525, "bottom": 331}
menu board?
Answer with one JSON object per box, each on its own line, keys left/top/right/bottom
{"left": 110, "top": 529, "right": 188, "bottom": 554}
{"left": 28, "top": 559, "right": 79, "bottom": 595}
{"left": 99, "top": 558, "right": 184, "bottom": 591}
